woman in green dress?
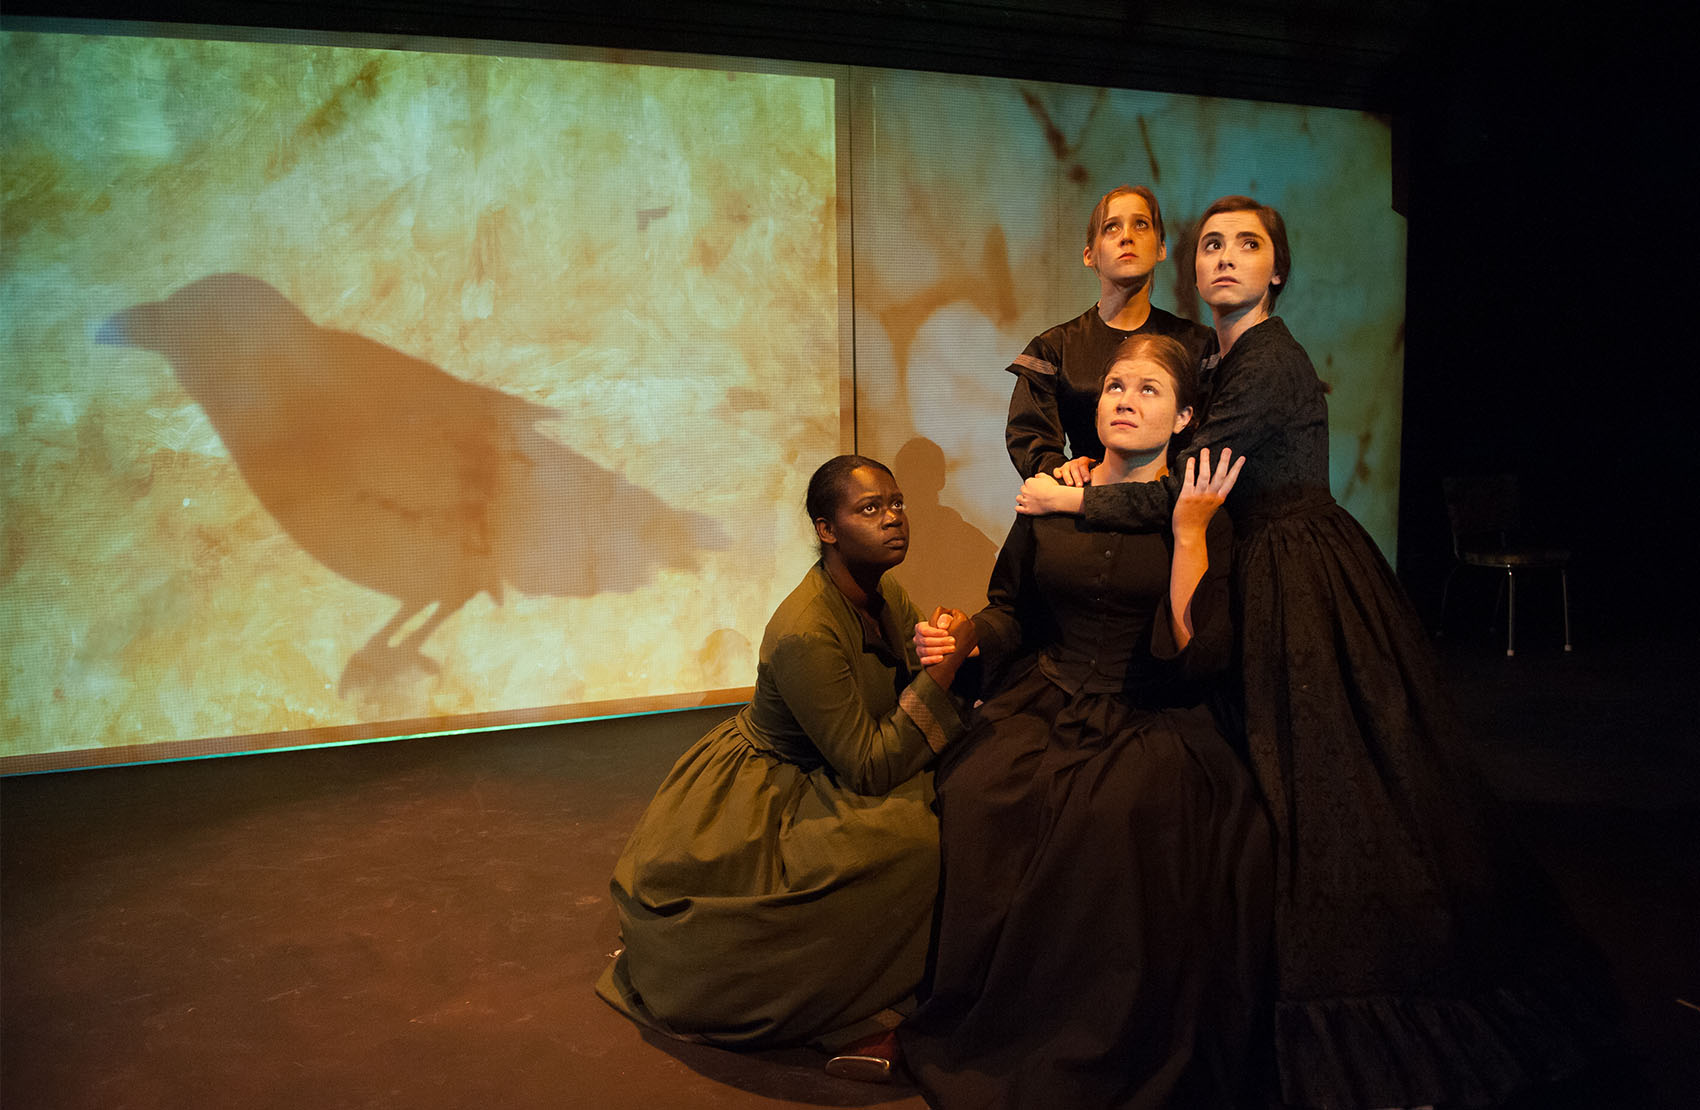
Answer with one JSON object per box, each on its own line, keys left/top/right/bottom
{"left": 596, "top": 454, "right": 979, "bottom": 1068}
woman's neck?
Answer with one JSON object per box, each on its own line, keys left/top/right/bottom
{"left": 1212, "top": 301, "right": 1269, "bottom": 355}
{"left": 1097, "top": 279, "right": 1154, "bottom": 331}
{"left": 1092, "top": 447, "right": 1169, "bottom": 487}
{"left": 821, "top": 550, "right": 884, "bottom": 614}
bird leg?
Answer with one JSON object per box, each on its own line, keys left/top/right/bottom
{"left": 394, "top": 593, "right": 468, "bottom": 659}
{"left": 336, "top": 595, "right": 467, "bottom": 701}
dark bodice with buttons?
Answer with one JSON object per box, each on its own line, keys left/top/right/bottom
{"left": 973, "top": 506, "right": 1232, "bottom": 707}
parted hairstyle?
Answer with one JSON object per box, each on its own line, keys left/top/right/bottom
{"left": 1197, "top": 194, "right": 1290, "bottom": 307}
{"left": 1085, "top": 185, "right": 1167, "bottom": 247}
{"left": 1107, "top": 333, "right": 1198, "bottom": 416}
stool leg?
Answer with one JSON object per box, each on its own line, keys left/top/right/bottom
{"left": 1560, "top": 568, "right": 1573, "bottom": 653}
{"left": 1505, "top": 567, "right": 1516, "bottom": 657}
{"left": 1438, "top": 567, "right": 1457, "bottom": 638}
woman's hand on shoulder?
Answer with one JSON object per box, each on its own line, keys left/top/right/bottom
{"left": 1051, "top": 456, "right": 1094, "bottom": 487}
{"left": 1172, "top": 447, "right": 1245, "bottom": 539}
{"left": 1016, "top": 473, "right": 1085, "bottom": 516}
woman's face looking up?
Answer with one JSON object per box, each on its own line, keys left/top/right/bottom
{"left": 1195, "top": 210, "right": 1281, "bottom": 315}
{"left": 1085, "top": 192, "right": 1166, "bottom": 287}
{"left": 817, "top": 466, "right": 908, "bottom": 570}
{"left": 1096, "top": 356, "right": 1191, "bottom": 459}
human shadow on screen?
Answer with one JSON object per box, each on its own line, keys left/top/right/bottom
{"left": 889, "top": 437, "right": 998, "bottom": 616}
{"left": 98, "top": 273, "right": 727, "bottom": 702}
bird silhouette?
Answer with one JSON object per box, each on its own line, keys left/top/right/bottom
{"left": 98, "top": 274, "right": 726, "bottom": 699}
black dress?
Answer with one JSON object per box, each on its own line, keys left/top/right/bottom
{"left": 1005, "top": 305, "right": 1213, "bottom": 479}
{"left": 899, "top": 506, "right": 1274, "bottom": 1109}
{"left": 1080, "top": 317, "right": 1617, "bottom": 1108}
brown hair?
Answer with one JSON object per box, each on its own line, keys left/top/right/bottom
{"left": 1084, "top": 185, "right": 1166, "bottom": 247}
{"left": 1107, "top": 333, "right": 1197, "bottom": 414}
{"left": 1196, "top": 195, "right": 1290, "bottom": 306}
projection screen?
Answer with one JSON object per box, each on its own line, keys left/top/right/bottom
{"left": 0, "top": 19, "right": 1405, "bottom": 771}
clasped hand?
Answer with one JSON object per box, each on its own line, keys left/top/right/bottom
{"left": 913, "top": 606, "right": 978, "bottom": 667}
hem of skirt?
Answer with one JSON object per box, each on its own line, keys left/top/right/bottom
{"left": 1273, "top": 970, "right": 1622, "bottom": 1108}
{"left": 597, "top": 952, "right": 913, "bottom": 1052}
{"left": 595, "top": 956, "right": 716, "bottom": 1045}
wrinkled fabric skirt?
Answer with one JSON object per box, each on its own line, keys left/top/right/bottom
{"left": 596, "top": 715, "right": 938, "bottom": 1047}
{"left": 901, "top": 670, "right": 1273, "bottom": 1109}
{"left": 1236, "top": 502, "right": 1618, "bottom": 1108}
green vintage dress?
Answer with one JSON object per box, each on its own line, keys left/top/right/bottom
{"left": 596, "top": 561, "right": 967, "bottom": 1047}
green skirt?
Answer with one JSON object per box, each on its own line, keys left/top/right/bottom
{"left": 596, "top": 712, "right": 938, "bottom": 1047}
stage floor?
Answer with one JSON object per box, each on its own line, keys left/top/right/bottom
{"left": 5, "top": 634, "right": 1698, "bottom": 1108}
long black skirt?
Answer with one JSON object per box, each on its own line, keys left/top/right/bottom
{"left": 1237, "top": 501, "right": 1619, "bottom": 1107}
{"left": 900, "top": 669, "right": 1273, "bottom": 1109}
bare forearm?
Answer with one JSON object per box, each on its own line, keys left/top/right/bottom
{"left": 1165, "top": 449, "right": 1244, "bottom": 655}
{"left": 1167, "top": 532, "right": 1209, "bottom": 650}
{"left": 924, "top": 628, "right": 975, "bottom": 689}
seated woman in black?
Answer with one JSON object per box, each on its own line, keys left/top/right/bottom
{"left": 900, "top": 334, "right": 1273, "bottom": 1108}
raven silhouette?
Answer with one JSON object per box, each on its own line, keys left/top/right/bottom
{"left": 99, "top": 274, "right": 726, "bottom": 698}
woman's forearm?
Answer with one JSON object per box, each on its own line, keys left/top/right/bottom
{"left": 1080, "top": 475, "right": 1174, "bottom": 529}
{"left": 1167, "top": 531, "right": 1209, "bottom": 650}
{"left": 924, "top": 617, "right": 979, "bottom": 690}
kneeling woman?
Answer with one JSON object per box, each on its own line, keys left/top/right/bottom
{"left": 597, "top": 455, "right": 979, "bottom": 1062}
{"left": 901, "top": 336, "right": 1273, "bottom": 1108}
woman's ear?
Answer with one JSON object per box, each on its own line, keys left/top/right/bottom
{"left": 1173, "top": 406, "right": 1194, "bottom": 434}
{"left": 813, "top": 517, "right": 835, "bottom": 546}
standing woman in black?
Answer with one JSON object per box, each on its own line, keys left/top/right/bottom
{"left": 1004, "top": 184, "right": 1212, "bottom": 486}
{"left": 1017, "top": 197, "right": 1618, "bottom": 1108}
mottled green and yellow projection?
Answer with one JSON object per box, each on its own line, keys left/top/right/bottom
{"left": 854, "top": 70, "right": 1406, "bottom": 616}
{"left": 1, "top": 24, "right": 1405, "bottom": 769}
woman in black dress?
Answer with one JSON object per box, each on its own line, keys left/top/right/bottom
{"left": 1019, "top": 196, "right": 1617, "bottom": 1108}
{"left": 900, "top": 334, "right": 1273, "bottom": 1108}
{"left": 1004, "top": 184, "right": 1212, "bottom": 485}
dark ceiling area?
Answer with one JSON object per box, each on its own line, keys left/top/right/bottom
{"left": 8, "top": 1, "right": 1443, "bottom": 110}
